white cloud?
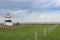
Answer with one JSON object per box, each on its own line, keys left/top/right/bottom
{"left": 16, "top": 11, "right": 40, "bottom": 22}
{"left": 32, "top": 0, "right": 56, "bottom": 9}
{"left": 39, "top": 13, "right": 60, "bottom": 22}
{"left": 0, "top": 9, "right": 60, "bottom": 23}
{"left": 53, "top": 0, "right": 60, "bottom": 7}
{"left": 12, "top": 10, "right": 29, "bottom": 15}
{"left": 0, "top": 11, "right": 40, "bottom": 23}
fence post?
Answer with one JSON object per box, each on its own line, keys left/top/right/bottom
{"left": 35, "top": 32, "right": 38, "bottom": 40}
{"left": 44, "top": 28, "right": 46, "bottom": 38}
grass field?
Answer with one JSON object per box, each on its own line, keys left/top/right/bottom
{"left": 0, "top": 24, "right": 60, "bottom": 40}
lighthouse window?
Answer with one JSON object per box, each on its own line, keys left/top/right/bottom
{"left": 5, "top": 20, "right": 12, "bottom": 22}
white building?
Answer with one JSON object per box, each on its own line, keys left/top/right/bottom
{"left": 4, "top": 13, "right": 13, "bottom": 26}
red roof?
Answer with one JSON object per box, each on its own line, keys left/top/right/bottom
{"left": 5, "top": 13, "right": 11, "bottom": 18}
{"left": 6, "top": 13, "right": 10, "bottom": 15}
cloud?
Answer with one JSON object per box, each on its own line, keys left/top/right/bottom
{"left": 31, "top": 0, "right": 60, "bottom": 10}
{"left": 39, "top": 13, "right": 60, "bottom": 22}
{"left": 53, "top": 0, "right": 60, "bottom": 7}
{"left": 0, "top": 9, "right": 60, "bottom": 23}
{"left": 12, "top": 10, "right": 30, "bottom": 15}
{"left": 0, "top": 0, "right": 60, "bottom": 10}
{"left": 0, "top": 9, "right": 40, "bottom": 23}
{"left": 13, "top": 11, "right": 40, "bottom": 22}
{"left": 0, "top": 10, "right": 40, "bottom": 23}
{"left": 1, "top": 0, "right": 60, "bottom": 23}
{"left": 32, "top": 0, "right": 55, "bottom": 8}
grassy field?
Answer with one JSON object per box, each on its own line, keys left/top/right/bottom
{"left": 0, "top": 24, "right": 60, "bottom": 40}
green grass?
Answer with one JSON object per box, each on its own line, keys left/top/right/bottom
{"left": 0, "top": 24, "right": 60, "bottom": 40}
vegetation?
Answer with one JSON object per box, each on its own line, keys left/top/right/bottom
{"left": 0, "top": 24, "right": 60, "bottom": 40}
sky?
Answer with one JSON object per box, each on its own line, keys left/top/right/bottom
{"left": 0, "top": 0, "right": 60, "bottom": 23}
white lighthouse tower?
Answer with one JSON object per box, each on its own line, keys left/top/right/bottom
{"left": 4, "top": 13, "right": 13, "bottom": 26}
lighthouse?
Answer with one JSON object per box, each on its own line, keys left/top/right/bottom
{"left": 4, "top": 13, "right": 13, "bottom": 26}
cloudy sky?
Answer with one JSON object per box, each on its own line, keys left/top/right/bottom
{"left": 0, "top": 0, "right": 60, "bottom": 23}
